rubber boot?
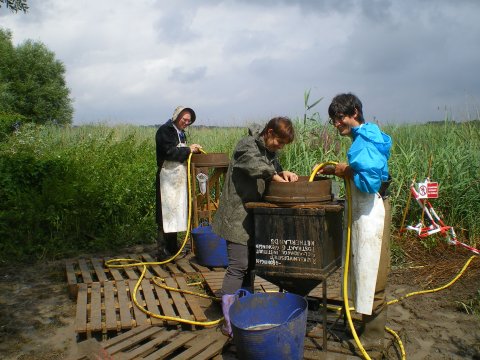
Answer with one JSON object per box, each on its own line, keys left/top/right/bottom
{"left": 157, "top": 230, "right": 179, "bottom": 261}
{"left": 157, "top": 230, "right": 171, "bottom": 261}
{"left": 221, "top": 294, "right": 236, "bottom": 337}
{"left": 359, "top": 307, "right": 387, "bottom": 352}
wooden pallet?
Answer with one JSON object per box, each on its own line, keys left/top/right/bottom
{"left": 201, "top": 271, "right": 279, "bottom": 296}
{"left": 76, "top": 324, "right": 371, "bottom": 360}
{"left": 66, "top": 253, "right": 226, "bottom": 299}
{"left": 75, "top": 276, "right": 213, "bottom": 336}
{"left": 77, "top": 314, "right": 398, "bottom": 360}
{"left": 77, "top": 325, "right": 229, "bottom": 360}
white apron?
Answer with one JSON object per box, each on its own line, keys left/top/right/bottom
{"left": 160, "top": 143, "right": 188, "bottom": 233}
{"left": 343, "top": 179, "right": 385, "bottom": 315}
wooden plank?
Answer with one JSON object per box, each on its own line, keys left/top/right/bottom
{"left": 105, "top": 325, "right": 164, "bottom": 355}
{"left": 165, "top": 277, "right": 193, "bottom": 321}
{"left": 172, "top": 333, "right": 215, "bottom": 360}
{"left": 201, "top": 273, "right": 223, "bottom": 295}
{"left": 102, "top": 324, "right": 151, "bottom": 348}
{"left": 118, "top": 328, "right": 179, "bottom": 360}
{"left": 175, "top": 257, "right": 197, "bottom": 274}
{"left": 141, "top": 279, "right": 163, "bottom": 326}
{"left": 90, "top": 282, "right": 102, "bottom": 332}
{"left": 154, "top": 280, "right": 178, "bottom": 325}
{"left": 141, "top": 253, "right": 169, "bottom": 278}
{"left": 189, "top": 260, "right": 210, "bottom": 273}
{"left": 128, "top": 279, "right": 149, "bottom": 326}
{"left": 190, "top": 336, "right": 229, "bottom": 360}
{"left": 104, "top": 257, "right": 124, "bottom": 282}
{"left": 75, "top": 283, "right": 88, "bottom": 333}
{"left": 124, "top": 264, "right": 140, "bottom": 280}
{"left": 65, "top": 259, "right": 78, "bottom": 298}
{"left": 116, "top": 280, "right": 133, "bottom": 329}
{"left": 175, "top": 277, "right": 208, "bottom": 322}
{"left": 91, "top": 258, "right": 108, "bottom": 283}
{"left": 126, "top": 256, "right": 156, "bottom": 279}
{"left": 255, "top": 276, "right": 280, "bottom": 293}
{"left": 165, "top": 262, "right": 184, "bottom": 275}
{"left": 142, "top": 332, "right": 196, "bottom": 360}
{"left": 78, "top": 258, "right": 93, "bottom": 284}
{"left": 103, "top": 281, "right": 117, "bottom": 331}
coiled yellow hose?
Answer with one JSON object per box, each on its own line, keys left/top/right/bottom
{"left": 106, "top": 150, "right": 224, "bottom": 327}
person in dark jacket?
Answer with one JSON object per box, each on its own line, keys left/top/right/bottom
{"left": 212, "top": 116, "right": 299, "bottom": 337}
{"left": 155, "top": 106, "right": 202, "bottom": 260}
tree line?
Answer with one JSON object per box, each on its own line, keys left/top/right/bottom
{"left": 0, "top": 28, "right": 73, "bottom": 138}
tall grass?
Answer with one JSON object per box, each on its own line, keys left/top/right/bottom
{"left": 0, "top": 123, "right": 156, "bottom": 262}
{"left": 386, "top": 121, "right": 480, "bottom": 245}
{"left": 0, "top": 120, "right": 478, "bottom": 263}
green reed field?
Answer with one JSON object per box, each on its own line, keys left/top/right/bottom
{"left": 0, "top": 120, "right": 479, "bottom": 263}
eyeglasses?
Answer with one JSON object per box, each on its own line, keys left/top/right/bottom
{"left": 328, "top": 115, "right": 345, "bottom": 126}
{"left": 180, "top": 116, "right": 192, "bottom": 124}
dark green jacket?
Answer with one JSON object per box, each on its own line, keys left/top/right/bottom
{"left": 212, "top": 131, "right": 282, "bottom": 245}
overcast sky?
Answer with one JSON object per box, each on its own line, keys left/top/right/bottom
{"left": 1, "top": 0, "right": 480, "bottom": 126}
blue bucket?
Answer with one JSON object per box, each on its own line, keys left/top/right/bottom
{"left": 191, "top": 225, "right": 228, "bottom": 267}
{"left": 230, "top": 291, "right": 308, "bottom": 360}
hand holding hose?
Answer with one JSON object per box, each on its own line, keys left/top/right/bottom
{"left": 189, "top": 144, "right": 203, "bottom": 153}
{"left": 314, "top": 162, "right": 353, "bottom": 178}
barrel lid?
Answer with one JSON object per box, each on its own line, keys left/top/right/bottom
{"left": 264, "top": 176, "right": 332, "bottom": 205}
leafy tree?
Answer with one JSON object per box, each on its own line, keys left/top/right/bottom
{"left": 0, "top": 29, "right": 15, "bottom": 112}
{"left": 0, "top": 0, "right": 28, "bottom": 13}
{"left": 0, "top": 28, "right": 73, "bottom": 125}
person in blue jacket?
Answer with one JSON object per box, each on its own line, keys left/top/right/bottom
{"left": 318, "top": 93, "right": 392, "bottom": 353}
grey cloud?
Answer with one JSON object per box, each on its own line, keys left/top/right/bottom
{"left": 4, "top": 0, "right": 480, "bottom": 126}
{"left": 153, "top": 8, "right": 198, "bottom": 44}
{"left": 223, "top": 30, "right": 271, "bottom": 55}
{"left": 169, "top": 66, "right": 207, "bottom": 82}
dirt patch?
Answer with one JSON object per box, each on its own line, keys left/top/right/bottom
{"left": 0, "top": 241, "right": 479, "bottom": 359}
{"left": 385, "top": 237, "right": 480, "bottom": 359}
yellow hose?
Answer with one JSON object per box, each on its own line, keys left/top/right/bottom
{"left": 309, "top": 162, "right": 402, "bottom": 360}
{"left": 386, "top": 326, "right": 406, "bottom": 358}
{"left": 387, "top": 255, "right": 477, "bottom": 306}
{"left": 106, "top": 150, "right": 224, "bottom": 327}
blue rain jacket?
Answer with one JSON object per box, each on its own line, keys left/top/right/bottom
{"left": 348, "top": 123, "right": 392, "bottom": 194}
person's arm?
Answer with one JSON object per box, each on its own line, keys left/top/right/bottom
{"left": 348, "top": 147, "right": 384, "bottom": 193}
{"left": 156, "top": 125, "right": 191, "bottom": 163}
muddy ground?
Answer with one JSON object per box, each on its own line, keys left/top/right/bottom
{"left": 0, "top": 239, "right": 479, "bottom": 360}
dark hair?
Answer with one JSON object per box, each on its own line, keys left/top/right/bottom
{"left": 260, "top": 116, "right": 295, "bottom": 143}
{"left": 328, "top": 93, "right": 365, "bottom": 123}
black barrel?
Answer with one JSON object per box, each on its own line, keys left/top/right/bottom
{"left": 252, "top": 204, "right": 343, "bottom": 296}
